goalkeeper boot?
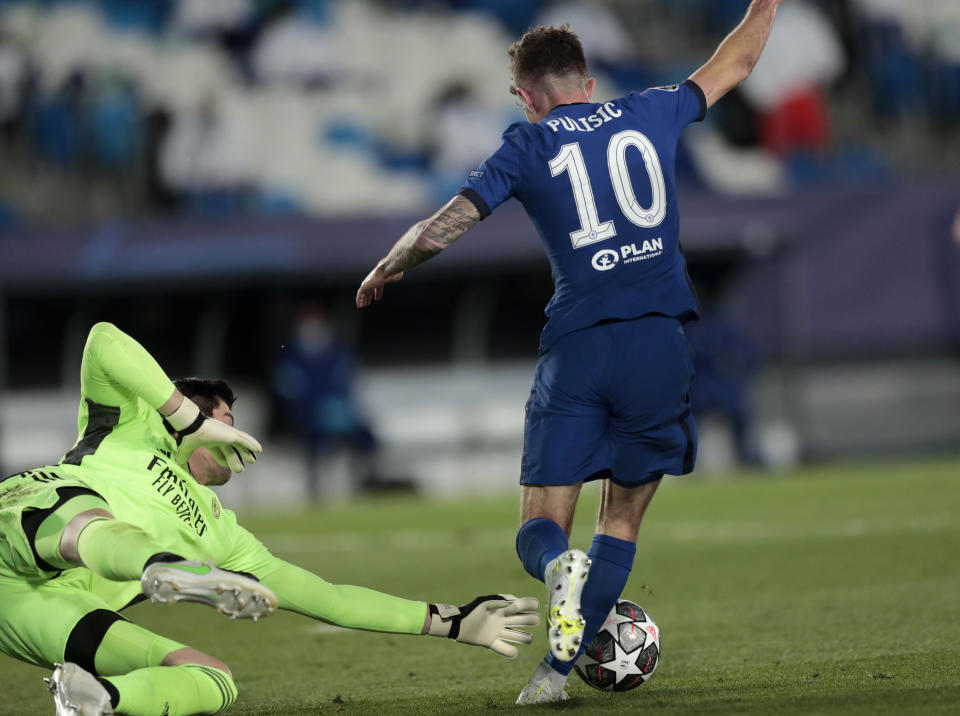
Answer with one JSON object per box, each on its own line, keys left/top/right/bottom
{"left": 45, "top": 663, "right": 113, "bottom": 716}
{"left": 516, "top": 660, "right": 570, "bottom": 705}
{"left": 141, "top": 559, "right": 278, "bottom": 621}
{"left": 545, "top": 548, "right": 591, "bottom": 661}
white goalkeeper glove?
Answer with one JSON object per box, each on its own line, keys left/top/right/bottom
{"left": 428, "top": 594, "right": 540, "bottom": 658}
{"left": 165, "top": 397, "right": 262, "bottom": 472}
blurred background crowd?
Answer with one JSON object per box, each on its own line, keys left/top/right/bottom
{"left": 0, "top": 0, "right": 958, "bottom": 503}
{"left": 0, "top": 0, "right": 957, "bottom": 222}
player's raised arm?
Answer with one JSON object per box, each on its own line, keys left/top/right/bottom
{"left": 81, "top": 321, "right": 180, "bottom": 409}
{"left": 78, "top": 322, "right": 261, "bottom": 471}
{"left": 356, "top": 194, "right": 481, "bottom": 308}
{"left": 688, "top": 0, "right": 783, "bottom": 110}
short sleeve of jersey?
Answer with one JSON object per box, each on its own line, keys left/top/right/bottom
{"left": 628, "top": 79, "right": 707, "bottom": 130}
{"left": 456, "top": 123, "right": 526, "bottom": 219}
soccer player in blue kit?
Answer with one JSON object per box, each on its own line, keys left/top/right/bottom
{"left": 358, "top": 0, "right": 783, "bottom": 703}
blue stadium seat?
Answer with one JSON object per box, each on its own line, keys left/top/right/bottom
{"left": 95, "top": 0, "right": 171, "bottom": 33}
{"left": 861, "top": 21, "right": 923, "bottom": 118}
{"left": 88, "top": 80, "right": 141, "bottom": 170}
{"left": 448, "top": 0, "right": 542, "bottom": 35}
{"left": 32, "top": 94, "right": 83, "bottom": 167}
{"left": 0, "top": 199, "right": 18, "bottom": 228}
{"left": 927, "top": 60, "right": 960, "bottom": 121}
{"left": 256, "top": 187, "right": 303, "bottom": 216}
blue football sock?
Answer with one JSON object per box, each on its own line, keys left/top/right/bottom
{"left": 545, "top": 533, "right": 636, "bottom": 676}
{"left": 515, "top": 517, "right": 568, "bottom": 582}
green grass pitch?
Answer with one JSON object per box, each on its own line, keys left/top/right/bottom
{"left": 3, "top": 457, "right": 959, "bottom": 715}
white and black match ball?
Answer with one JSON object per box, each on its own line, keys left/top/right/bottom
{"left": 573, "top": 599, "right": 660, "bottom": 692}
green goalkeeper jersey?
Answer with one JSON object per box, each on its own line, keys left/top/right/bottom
{"left": 59, "top": 400, "right": 249, "bottom": 576}
{"left": 48, "top": 323, "right": 272, "bottom": 608}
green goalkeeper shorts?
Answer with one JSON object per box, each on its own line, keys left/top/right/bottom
{"left": 0, "top": 571, "right": 186, "bottom": 672}
{"left": 0, "top": 469, "right": 185, "bottom": 672}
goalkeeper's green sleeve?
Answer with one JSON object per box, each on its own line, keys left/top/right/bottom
{"left": 80, "top": 322, "right": 176, "bottom": 410}
{"left": 257, "top": 559, "right": 428, "bottom": 635}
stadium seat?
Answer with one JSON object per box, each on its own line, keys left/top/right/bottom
{"left": 860, "top": 21, "right": 923, "bottom": 118}
{"left": 88, "top": 78, "right": 141, "bottom": 169}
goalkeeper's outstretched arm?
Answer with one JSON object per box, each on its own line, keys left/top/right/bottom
{"left": 253, "top": 557, "right": 539, "bottom": 659}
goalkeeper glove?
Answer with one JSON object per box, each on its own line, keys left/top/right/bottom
{"left": 165, "top": 397, "right": 262, "bottom": 472}
{"left": 428, "top": 594, "right": 539, "bottom": 658}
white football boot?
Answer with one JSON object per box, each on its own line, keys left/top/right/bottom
{"left": 545, "top": 549, "right": 591, "bottom": 661}
{"left": 516, "top": 660, "right": 570, "bottom": 705}
{"left": 141, "top": 559, "right": 278, "bottom": 621}
{"left": 45, "top": 663, "right": 113, "bottom": 716}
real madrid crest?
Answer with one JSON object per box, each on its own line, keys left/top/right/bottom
{"left": 212, "top": 497, "right": 221, "bottom": 520}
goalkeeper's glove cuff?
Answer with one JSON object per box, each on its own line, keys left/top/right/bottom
{"left": 426, "top": 598, "right": 500, "bottom": 639}
{"left": 427, "top": 602, "right": 458, "bottom": 638}
{"left": 164, "top": 397, "right": 205, "bottom": 443}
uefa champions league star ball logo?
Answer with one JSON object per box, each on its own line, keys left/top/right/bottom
{"left": 592, "top": 248, "right": 620, "bottom": 271}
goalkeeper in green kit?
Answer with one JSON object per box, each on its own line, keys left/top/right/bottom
{"left": 0, "top": 322, "right": 539, "bottom": 716}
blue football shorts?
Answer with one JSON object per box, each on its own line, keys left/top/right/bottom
{"left": 520, "top": 314, "right": 697, "bottom": 487}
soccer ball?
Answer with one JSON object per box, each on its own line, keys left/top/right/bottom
{"left": 573, "top": 599, "right": 660, "bottom": 692}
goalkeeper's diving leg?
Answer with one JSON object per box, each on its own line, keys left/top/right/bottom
{"left": 46, "top": 630, "right": 239, "bottom": 716}
{"left": 18, "top": 493, "right": 269, "bottom": 714}
{"left": 31, "top": 586, "right": 242, "bottom": 716}
{"left": 35, "top": 493, "right": 277, "bottom": 620}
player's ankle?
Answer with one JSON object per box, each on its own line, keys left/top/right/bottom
{"left": 545, "top": 661, "right": 568, "bottom": 682}
{"left": 544, "top": 652, "right": 576, "bottom": 677}
{"left": 531, "top": 658, "right": 570, "bottom": 684}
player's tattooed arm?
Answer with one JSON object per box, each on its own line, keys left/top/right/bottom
{"left": 381, "top": 195, "right": 480, "bottom": 274}
{"left": 356, "top": 196, "right": 481, "bottom": 307}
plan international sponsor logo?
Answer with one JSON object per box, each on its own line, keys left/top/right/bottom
{"left": 619, "top": 238, "right": 663, "bottom": 264}
{"left": 591, "top": 238, "right": 663, "bottom": 271}
{"left": 592, "top": 249, "right": 619, "bottom": 271}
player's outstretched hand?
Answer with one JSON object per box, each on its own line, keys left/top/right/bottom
{"left": 356, "top": 266, "right": 403, "bottom": 308}
{"left": 428, "top": 594, "right": 540, "bottom": 659}
{"left": 165, "top": 396, "right": 262, "bottom": 472}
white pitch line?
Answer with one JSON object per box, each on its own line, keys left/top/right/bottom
{"left": 263, "top": 528, "right": 512, "bottom": 554}
{"left": 261, "top": 517, "right": 956, "bottom": 554}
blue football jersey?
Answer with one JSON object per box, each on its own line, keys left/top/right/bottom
{"left": 459, "top": 79, "right": 706, "bottom": 351}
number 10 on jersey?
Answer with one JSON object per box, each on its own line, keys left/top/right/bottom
{"left": 549, "top": 130, "right": 667, "bottom": 249}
